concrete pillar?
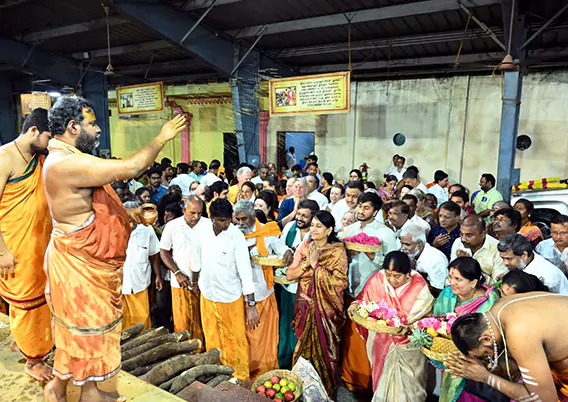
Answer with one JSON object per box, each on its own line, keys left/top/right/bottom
{"left": 497, "top": 70, "right": 523, "bottom": 201}
{"left": 0, "top": 78, "right": 16, "bottom": 146}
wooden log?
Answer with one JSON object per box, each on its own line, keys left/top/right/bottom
{"left": 120, "top": 322, "right": 145, "bottom": 344}
{"left": 159, "top": 377, "right": 176, "bottom": 392}
{"left": 121, "top": 327, "right": 169, "bottom": 352}
{"left": 141, "top": 348, "right": 221, "bottom": 386}
{"left": 206, "top": 374, "right": 231, "bottom": 388}
{"left": 121, "top": 331, "right": 190, "bottom": 361}
{"left": 171, "top": 365, "right": 235, "bottom": 395}
{"left": 128, "top": 361, "right": 160, "bottom": 377}
{"left": 122, "top": 339, "right": 202, "bottom": 372}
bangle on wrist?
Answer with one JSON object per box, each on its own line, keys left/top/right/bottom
{"left": 0, "top": 250, "right": 9, "bottom": 257}
{"left": 173, "top": 270, "right": 181, "bottom": 275}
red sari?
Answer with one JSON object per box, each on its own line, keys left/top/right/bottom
{"left": 355, "top": 271, "right": 434, "bottom": 401}
{"left": 291, "top": 240, "right": 348, "bottom": 396}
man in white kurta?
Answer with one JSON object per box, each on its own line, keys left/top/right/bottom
{"left": 234, "top": 201, "right": 293, "bottom": 379}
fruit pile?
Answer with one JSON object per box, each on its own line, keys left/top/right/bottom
{"left": 256, "top": 375, "right": 297, "bottom": 401}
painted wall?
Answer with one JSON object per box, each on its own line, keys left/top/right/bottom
{"left": 109, "top": 83, "right": 234, "bottom": 165}
{"left": 266, "top": 71, "right": 568, "bottom": 192}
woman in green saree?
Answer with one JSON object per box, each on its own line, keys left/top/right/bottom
{"left": 434, "top": 257, "right": 500, "bottom": 402}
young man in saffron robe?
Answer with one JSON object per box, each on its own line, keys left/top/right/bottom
{"left": 43, "top": 95, "right": 186, "bottom": 402}
{"left": 0, "top": 108, "right": 54, "bottom": 381}
{"left": 233, "top": 200, "right": 293, "bottom": 380}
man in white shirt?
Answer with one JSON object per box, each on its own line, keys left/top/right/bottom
{"left": 191, "top": 198, "right": 258, "bottom": 381}
{"left": 169, "top": 162, "right": 195, "bottom": 198}
{"left": 332, "top": 181, "right": 364, "bottom": 231}
{"left": 427, "top": 170, "right": 449, "bottom": 207}
{"left": 387, "top": 200, "right": 412, "bottom": 240}
{"left": 341, "top": 192, "right": 398, "bottom": 391}
{"left": 402, "top": 166, "right": 427, "bottom": 193}
{"left": 450, "top": 215, "right": 508, "bottom": 284}
{"left": 200, "top": 159, "right": 221, "bottom": 188}
{"left": 122, "top": 215, "right": 161, "bottom": 330}
{"left": 400, "top": 224, "right": 448, "bottom": 295}
{"left": 383, "top": 154, "right": 399, "bottom": 178}
{"left": 251, "top": 164, "right": 269, "bottom": 186}
{"left": 387, "top": 155, "right": 407, "bottom": 182}
{"left": 277, "top": 199, "right": 318, "bottom": 369}
{"left": 536, "top": 214, "right": 568, "bottom": 275}
{"left": 402, "top": 194, "right": 431, "bottom": 236}
{"left": 160, "top": 196, "right": 208, "bottom": 346}
{"left": 233, "top": 201, "right": 293, "bottom": 379}
{"left": 286, "top": 146, "right": 297, "bottom": 170}
{"left": 306, "top": 174, "right": 329, "bottom": 210}
{"left": 498, "top": 234, "right": 568, "bottom": 294}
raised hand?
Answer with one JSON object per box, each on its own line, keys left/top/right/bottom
{"left": 158, "top": 114, "right": 187, "bottom": 142}
{"left": 0, "top": 250, "right": 17, "bottom": 280}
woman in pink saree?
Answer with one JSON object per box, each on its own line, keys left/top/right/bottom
{"left": 354, "top": 251, "right": 434, "bottom": 402}
{"left": 287, "top": 210, "right": 348, "bottom": 397}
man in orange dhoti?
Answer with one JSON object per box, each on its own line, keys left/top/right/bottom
{"left": 234, "top": 200, "right": 293, "bottom": 380}
{"left": 0, "top": 108, "right": 54, "bottom": 381}
{"left": 191, "top": 199, "right": 259, "bottom": 381}
{"left": 43, "top": 96, "right": 186, "bottom": 402}
{"left": 160, "top": 197, "right": 209, "bottom": 349}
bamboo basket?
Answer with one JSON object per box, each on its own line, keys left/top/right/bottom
{"left": 421, "top": 336, "right": 459, "bottom": 362}
{"left": 251, "top": 369, "right": 303, "bottom": 401}
{"left": 344, "top": 241, "right": 382, "bottom": 253}
{"left": 252, "top": 255, "right": 288, "bottom": 267}
{"left": 348, "top": 304, "right": 403, "bottom": 336}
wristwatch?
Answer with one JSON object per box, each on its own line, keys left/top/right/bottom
{"left": 247, "top": 300, "right": 257, "bottom": 308}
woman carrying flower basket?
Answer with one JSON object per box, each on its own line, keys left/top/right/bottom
{"left": 353, "top": 251, "right": 434, "bottom": 401}
{"left": 433, "top": 257, "right": 501, "bottom": 402}
{"left": 286, "top": 210, "right": 348, "bottom": 397}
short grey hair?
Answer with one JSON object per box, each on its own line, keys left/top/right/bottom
{"left": 400, "top": 223, "right": 427, "bottom": 244}
{"left": 234, "top": 200, "right": 255, "bottom": 219}
{"left": 410, "top": 189, "right": 426, "bottom": 202}
{"left": 497, "top": 233, "right": 534, "bottom": 257}
{"left": 236, "top": 166, "right": 252, "bottom": 178}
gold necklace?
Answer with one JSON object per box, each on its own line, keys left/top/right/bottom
{"left": 13, "top": 140, "right": 30, "bottom": 164}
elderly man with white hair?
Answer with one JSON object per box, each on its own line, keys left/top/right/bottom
{"left": 228, "top": 166, "right": 253, "bottom": 204}
{"left": 233, "top": 200, "right": 293, "bottom": 379}
{"left": 400, "top": 223, "right": 448, "bottom": 296}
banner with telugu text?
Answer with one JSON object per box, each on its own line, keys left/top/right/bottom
{"left": 117, "top": 82, "right": 164, "bottom": 115}
{"left": 20, "top": 93, "right": 51, "bottom": 116}
{"left": 269, "top": 71, "right": 350, "bottom": 117}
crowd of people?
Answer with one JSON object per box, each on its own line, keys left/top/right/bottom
{"left": 1, "top": 96, "right": 568, "bottom": 402}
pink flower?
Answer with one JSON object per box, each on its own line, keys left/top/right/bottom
{"left": 368, "top": 309, "right": 383, "bottom": 319}
{"left": 417, "top": 317, "right": 442, "bottom": 331}
{"left": 381, "top": 307, "right": 398, "bottom": 320}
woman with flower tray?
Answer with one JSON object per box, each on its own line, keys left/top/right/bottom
{"left": 433, "top": 257, "right": 501, "bottom": 402}
{"left": 353, "top": 251, "right": 434, "bottom": 401}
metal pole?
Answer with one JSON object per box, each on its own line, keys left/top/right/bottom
{"left": 231, "top": 26, "right": 268, "bottom": 76}
{"left": 521, "top": 3, "right": 568, "bottom": 49}
{"left": 459, "top": 3, "right": 507, "bottom": 51}
{"left": 180, "top": 0, "right": 216, "bottom": 44}
{"left": 496, "top": 70, "right": 523, "bottom": 201}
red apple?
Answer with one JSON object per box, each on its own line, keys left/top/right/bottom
{"left": 274, "top": 399, "right": 283, "bottom": 402}
{"left": 258, "top": 391, "right": 266, "bottom": 395}
{"left": 271, "top": 376, "right": 281, "bottom": 385}
{"left": 284, "top": 391, "right": 295, "bottom": 401}
{"left": 266, "top": 388, "right": 277, "bottom": 398}
{"left": 256, "top": 385, "right": 267, "bottom": 393}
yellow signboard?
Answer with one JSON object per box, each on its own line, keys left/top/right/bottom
{"left": 269, "top": 71, "right": 350, "bottom": 117}
{"left": 117, "top": 82, "right": 164, "bottom": 115}
{"left": 20, "top": 93, "right": 51, "bottom": 116}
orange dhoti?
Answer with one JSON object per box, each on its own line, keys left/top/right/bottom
{"left": 552, "top": 367, "right": 568, "bottom": 401}
{"left": 0, "top": 154, "right": 53, "bottom": 361}
{"left": 171, "top": 287, "right": 204, "bottom": 349}
{"left": 45, "top": 178, "right": 130, "bottom": 385}
{"left": 341, "top": 296, "right": 373, "bottom": 392}
{"left": 200, "top": 294, "right": 249, "bottom": 381}
{"left": 123, "top": 289, "right": 151, "bottom": 330}
{"left": 246, "top": 293, "right": 279, "bottom": 380}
